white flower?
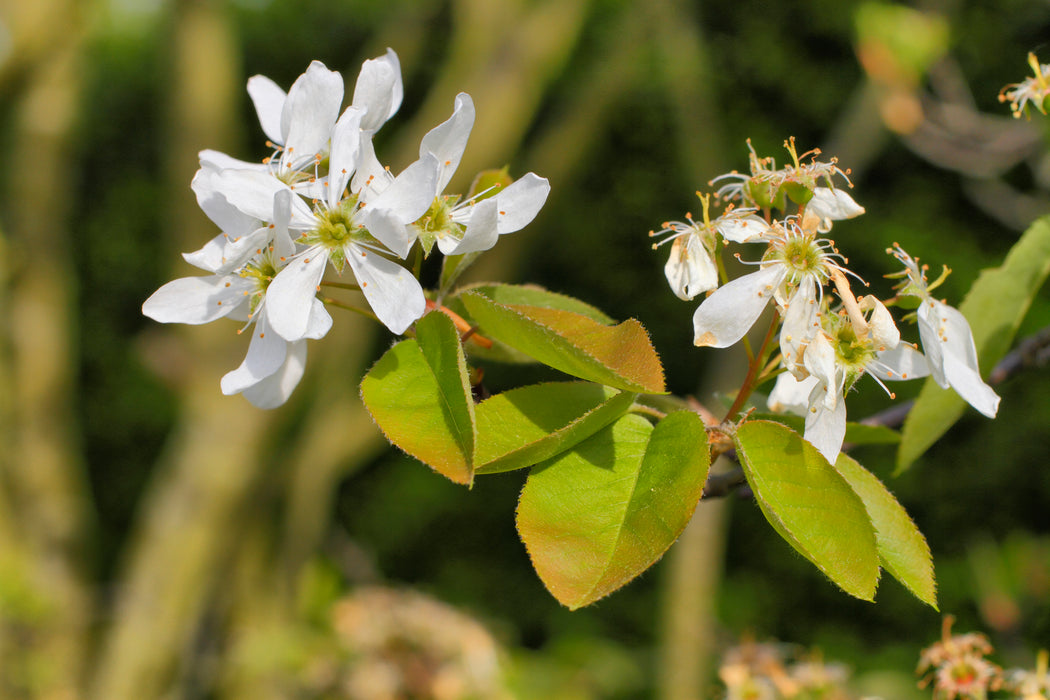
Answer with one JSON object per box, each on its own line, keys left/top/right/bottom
{"left": 247, "top": 60, "right": 345, "bottom": 179}
{"left": 213, "top": 105, "right": 438, "bottom": 338}
{"left": 692, "top": 222, "right": 840, "bottom": 348}
{"left": 244, "top": 51, "right": 404, "bottom": 182}
{"left": 775, "top": 295, "right": 926, "bottom": 464}
{"left": 405, "top": 93, "right": 550, "bottom": 256}
{"left": 142, "top": 192, "right": 331, "bottom": 408}
{"left": 890, "top": 245, "right": 1000, "bottom": 418}
{"left": 650, "top": 205, "right": 771, "bottom": 301}
{"left": 352, "top": 48, "right": 403, "bottom": 134}
{"left": 917, "top": 298, "right": 1000, "bottom": 417}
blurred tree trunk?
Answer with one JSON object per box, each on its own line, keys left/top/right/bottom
{"left": 0, "top": 0, "right": 93, "bottom": 694}
{"left": 88, "top": 2, "right": 257, "bottom": 698}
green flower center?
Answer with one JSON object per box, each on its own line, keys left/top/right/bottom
{"left": 414, "top": 196, "right": 463, "bottom": 256}
{"left": 824, "top": 312, "right": 877, "bottom": 386}
{"left": 778, "top": 236, "right": 825, "bottom": 279}
{"left": 315, "top": 206, "right": 357, "bottom": 248}
{"left": 241, "top": 258, "right": 279, "bottom": 316}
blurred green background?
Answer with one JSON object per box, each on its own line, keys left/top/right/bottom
{"left": 2, "top": 0, "right": 1049, "bottom": 698}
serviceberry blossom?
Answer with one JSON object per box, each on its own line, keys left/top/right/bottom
{"left": 213, "top": 111, "right": 438, "bottom": 339}
{"left": 246, "top": 60, "right": 346, "bottom": 180}
{"left": 144, "top": 51, "right": 552, "bottom": 407}
{"left": 691, "top": 220, "right": 845, "bottom": 350}
{"left": 710, "top": 138, "right": 861, "bottom": 222}
{"left": 649, "top": 194, "right": 771, "bottom": 300}
{"left": 770, "top": 293, "right": 926, "bottom": 463}
{"left": 889, "top": 245, "right": 1000, "bottom": 418}
{"left": 244, "top": 52, "right": 403, "bottom": 181}
{"left": 409, "top": 93, "right": 550, "bottom": 257}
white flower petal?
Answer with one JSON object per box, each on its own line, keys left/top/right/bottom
{"left": 804, "top": 384, "right": 847, "bottom": 465}
{"left": 220, "top": 313, "right": 288, "bottom": 394}
{"left": 717, "top": 215, "right": 772, "bottom": 244}
{"left": 861, "top": 295, "right": 900, "bottom": 350}
{"left": 353, "top": 48, "right": 403, "bottom": 132}
{"left": 664, "top": 234, "right": 717, "bottom": 301}
{"left": 280, "top": 60, "right": 344, "bottom": 170}
{"left": 918, "top": 300, "right": 999, "bottom": 416}
{"left": 420, "top": 93, "right": 475, "bottom": 193}
{"left": 779, "top": 276, "right": 819, "bottom": 377}
{"left": 221, "top": 226, "right": 273, "bottom": 273}
{"left": 494, "top": 173, "right": 550, "bottom": 234}
{"left": 192, "top": 161, "right": 259, "bottom": 239}
{"left": 246, "top": 74, "right": 287, "bottom": 145}
{"left": 214, "top": 169, "right": 315, "bottom": 228}
{"left": 808, "top": 187, "right": 865, "bottom": 222}
{"left": 327, "top": 106, "right": 365, "bottom": 208}
{"left": 870, "top": 343, "right": 930, "bottom": 381}
{"left": 142, "top": 275, "right": 251, "bottom": 324}
{"left": 692, "top": 265, "right": 785, "bottom": 348}
{"left": 305, "top": 297, "right": 333, "bottom": 340}
{"left": 272, "top": 189, "right": 297, "bottom": 260}
{"left": 182, "top": 233, "right": 227, "bottom": 272}
{"left": 439, "top": 197, "right": 498, "bottom": 256}
{"left": 349, "top": 135, "right": 391, "bottom": 196}
{"left": 803, "top": 332, "right": 841, "bottom": 410}
{"left": 768, "top": 372, "right": 818, "bottom": 415}
{"left": 367, "top": 153, "right": 440, "bottom": 222}
{"left": 347, "top": 245, "right": 426, "bottom": 334}
{"left": 942, "top": 351, "right": 1000, "bottom": 418}
{"left": 265, "top": 250, "right": 328, "bottom": 341}
{"left": 198, "top": 149, "right": 265, "bottom": 172}
{"left": 240, "top": 340, "right": 308, "bottom": 409}
{"left": 360, "top": 207, "right": 414, "bottom": 259}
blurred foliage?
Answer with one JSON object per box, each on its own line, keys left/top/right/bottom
{"left": 1, "top": 0, "right": 1050, "bottom": 698}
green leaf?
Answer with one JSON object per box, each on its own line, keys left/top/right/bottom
{"left": 451, "top": 283, "right": 615, "bottom": 324}
{"left": 833, "top": 454, "right": 937, "bottom": 608}
{"left": 734, "top": 420, "right": 880, "bottom": 601}
{"left": 899, "top": 214, "right": 1050, "bottom": 471}
{"left": 360, "top": 312, "right": 476, "bottom": 484}
{"left": 415, "top": 311, "right": 476, "bottom": 462}
{"left": 517, "top": 412, "right": 710, "bottom": 609}
{"left": 461, "top": 292, "right": 665, "bottom": 394}
{"left": 443, "top": 284, "right": 617, "bottom": 364}
{"left": 752, "top": 413, "right": 901, "bottom": 445}
{"left": 474, "top": 382, "right": 637, "bottom": 474}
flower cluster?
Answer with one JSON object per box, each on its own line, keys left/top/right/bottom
{"left": 653, "top": 139, "right": 998, "bottom": 463}
{"left": 918, "top": 617, "right": 1002, "bottom": 700}
{"left": 999, "top": 53, "right": 1050, "bottom": 119}
{"left": 718, "top": 639, "right": 854, "bottom": 700}
{"left": 144, "top": 53, "right": 549, "bottom": 407}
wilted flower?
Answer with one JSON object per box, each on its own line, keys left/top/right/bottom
{"left": 650, "top": 194, "right": 771, "bottom": 300}
{"left": 999, "top": 52, "right": 1050, "bottom": 119}
{"left": 918, "top": 618, "right": 1002, "bottom": 700}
